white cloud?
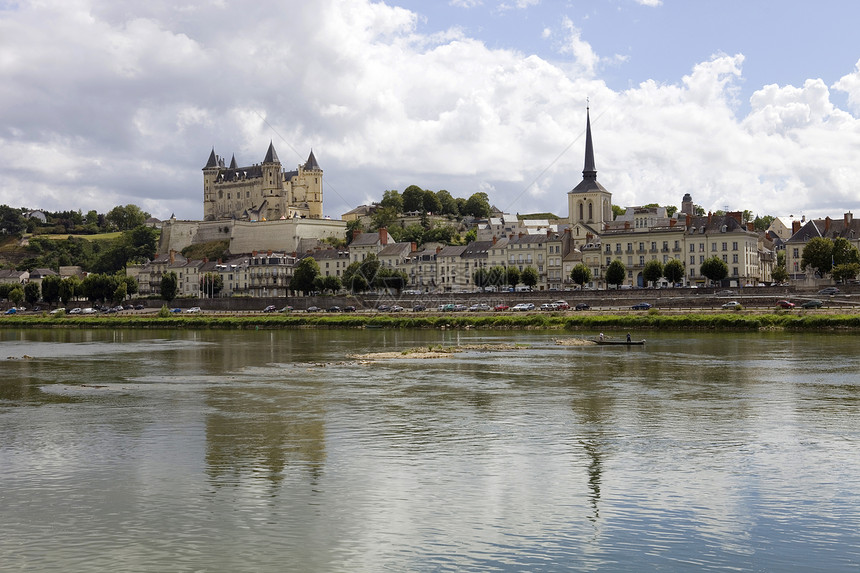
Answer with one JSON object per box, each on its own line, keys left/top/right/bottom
{"left": 634, "top": 0, "right": 663, "bottom": 6}
{"left": 0, "top": 0, "right": 858, "bottom": 225}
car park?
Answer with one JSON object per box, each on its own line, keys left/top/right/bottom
{"left": 721, "top": 301, "right": 741, "bottom": 309}
{"left": 777, "top": 300, "right": 795, "bottom": 309}
{"left": 575, "top": 303, "right": 590, "bottom": 311}
{"left": 631, "top": 302, "right": 652, "bottom": 310}
{"left": 801, "top": 299, "right": 823, "bottom": 309}
{"left": 818, "top": 287, "right": 840, "bottom": 295}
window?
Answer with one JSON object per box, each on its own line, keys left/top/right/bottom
{"left": 690, "top": 255, "right": 695, "bottom": 264}
{"left": 732, "top": 268, "right": 738, "bottom": 276}
{"left": 732, "top": 254, "right": 738, "bottom": 263}
{"left": 690, "top": 244, "right": 695, "bottom": 253}
{"left": 651, "top": 242, "right": 657, "bottom": 251}
{"left": 732, "top": 242, "right": 738, "bottom": 250}
{"left": 699, "top": 255, "right": 705, "bottom": 264}
{"left": 699, "top": 243, "right": 705, "bottom": 252}
{"left": 627, "top": 256, "right": 633, "bottom": 265}
{"left": 793, "top": 248, "right": 799, "bottom": 257}
{"left": 722, "top": 255, "right": 728, "bottom": 262}
{"left": 639, "top": 256, "right": 645, "bottom": 265}
{"left": 722, "top": 242, "right": 727, "bottom": 251}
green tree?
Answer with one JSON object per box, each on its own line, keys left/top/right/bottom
{"left": 436, "top": 190, "right": 459, "bottom": 216}
{"left": 605, "top": 260, "right": 626, "bottom": 288}
{"left": 832, "top": 237, "right": 860, "bottom": 266}
{"left": 122, "top": 275, "right": 138, "bottom": 296}
{"left": 800, "top": 237, "right": 833, "bottom": 275}
{"left": 700, "top": 256, "right": 729, "bottom": 284}
{"left": 24, "top": 282, "right": 41, "bottom": 305}
{"left": 342, "top": 261, "right": 369, "bottom": 293}
{"left": 8, "top": 285, "right": 24, "bottom": 305}
{"left": 832, "top": 263, "right": 860, "bottom": 283}
{"left": 521, "top": 266, "right": 539, "bottom": 289}
{"left": 463, "top": 192, "right": 491, "bottom": 219}
{"left": 380, "top": 190, "right": 403, "bottom": 213}
{"left": 160, "top": 272, "right": 178, "bottom": 303}
{"left": 0, "top": 205, "right": 26, "bottom": 236}
{"left": 570, "top": 263, "right": 592, "bottom": 288}
{"left": 112, "top": 281, "right": 127, "bottom": 305}
{"left": 643, "top": 259, "right": 664, "bottom": 286}
{"left": 41, "top": 274, "right": 62, "bottom": 306}
{"left": 665, "top": 205, "right": 678, "bottom": 218}
{"left": 611, "top": 205, "right": 625, "bottom": 219}
{"left": 771, "top": 265, "right": 789, "bottom": 284}
{"left": 423, "top": 190, "right": 441, "bottom": 214}
{"left": 402, "top": 185, "right": 425, "bottom": 213}
{"left": 473, "top": 268, "right": 489, "bottom": 290}
{"left": 346, "top": 219, "right": 364, "bottom": 244}
{"left": 105, "top": 204, "right": 149, "bottom": 231}
{"left": 753, "top": 215, "right": 776, "bottom": 231}
{"left": 370, "top": 206, "right": 398, "bottom": 230}
{"left": 464, "top": 228, "right": 477, "bottom": 243}
{"left": 505, "top": 266, "right": 521, "bottom": 289}
{"left": 0, "top": 284, "right": 12, "bottom": 300}
{"left": 59, "top": 276, "right": 80, "bottom": 305}
{"left": 663, "top": 259, "right": 685, "bottom": 285}
{"left": 291, "top": 257, "right": 321, "bottom": 295}
{"left": 375, "top": 268, "right": 408, "bottom": 291}
{"left": 320, "top": 275, "right": 342, "bottom": 293}
{"left": 81, "top": 273, "right": 120, "bottom": 303}
{"left": 487, "top": 266, "right": 506, "bottom": 289}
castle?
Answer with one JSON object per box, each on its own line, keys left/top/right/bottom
{"left": 202, "top": 143, "right": 323, "bottom": 221}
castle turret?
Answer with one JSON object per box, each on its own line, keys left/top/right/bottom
{"left": 202, "top": 148, "right": 220, "bottom": 221}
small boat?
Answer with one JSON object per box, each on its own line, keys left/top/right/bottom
{"left": 595, "top": 338, "right": 645, "bottom": 346}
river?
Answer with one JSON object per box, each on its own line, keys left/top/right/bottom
{"left": 1, "top": 328, "right": 859, "bottom": 572}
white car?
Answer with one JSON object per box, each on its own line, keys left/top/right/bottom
{"left": 512, "top": 303, "right": 534, "bottom": 312}
{"left": 185, "top": 307, "right": 202, "bottom": 314}
{"left": 721, "top": 301, "right": 741, "bottom": 309}
{"left": 81, "top": 308, "right": 97, "bottom": 314}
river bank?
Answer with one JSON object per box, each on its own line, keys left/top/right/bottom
{"left": 2, "top": 311, "right": 860, "bottom": 330}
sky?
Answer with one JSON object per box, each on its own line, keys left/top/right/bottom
{"left": 2, "top": 0, "right": 860, "bottom": 223}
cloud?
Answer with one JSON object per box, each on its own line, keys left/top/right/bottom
{"left": 0, "top": 0, "right": 858, "bottom": 226}
{"left": 634, "top": 0, "right": 663, "bottom": 6}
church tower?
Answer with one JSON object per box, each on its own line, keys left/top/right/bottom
{"left": 568, "top": 107, "right": 612, "bottom": 230}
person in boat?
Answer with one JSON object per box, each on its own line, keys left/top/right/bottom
{"left": 599, "top": 333, "right": 604, "bottom": 341}
{"left": 626, "top": 333, "right": 631, "bottom": 342}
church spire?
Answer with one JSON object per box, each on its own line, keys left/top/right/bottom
{"left": 582, "top": 105, "right": 596, "bottom": 180}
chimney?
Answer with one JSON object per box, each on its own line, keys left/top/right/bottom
{"left": 669, "top": 219, "right": 676, "bottom": 227}
{"left": 518, "top": 232, "right": 524, "bottom": 238}
{"left": 747, "top": 222, "right": 754, "bottom": 232}
{"left": 546, "top": 229, "right": 552, "bottom": 237}
{"left": 169, "top": 250, "right": 175, "bottom": 264}
{"left": 825, "top": 216, "right": 831, "bottom": 233}
{"left": 586, "top": 233, "right": 593, "bottom": 241}
{"left": 267, "top": 250, "right": 272, "bottom": 256}
{"left": 379, "top": 227, "right": 388, "bottom": 246}
{"left": 729, "top": 211, "right": 742, "bottom": 224}
{"left": 624, "top": 221, "right": 630, "bottom": 229}
{"left": 411, "top": 242, "right": 417, "bottom": 252}
{"left": 353, "top": 228, "right": 361, "bottom": 240}
{"left": 252, "top": 250, "right": 258, "bottom": 256}
{"left": 792, "top": 220, "right": 801, "bottom": 234}
{"left": 564, "top": 228, "right": 571, "bottom": 235}
{"left": 846, "top": 212, "right": 854, "bottom": 226}
{"left": 686, "top": 213, "right": 691, "bottom": 227}
{"left": 707, "top": 212, "right": 712, "bottom": 224}
{"left": 492, "top": 235, "right": 497, "bottom": 245}
{"left": 202, "top": 257, "right": 208, "bottom": 263}
{"left": 436, "top": 246, "right": 442, "bottom": 254}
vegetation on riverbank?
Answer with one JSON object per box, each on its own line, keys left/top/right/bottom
{"left": 3, "top": 311, "right": 860, "bottom": 330}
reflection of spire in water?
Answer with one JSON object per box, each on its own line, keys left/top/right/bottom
{"left": 581, "top": 439, "right": 602, "bottom": 522}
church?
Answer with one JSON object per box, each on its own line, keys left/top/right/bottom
{"left": 202, "top": 143, "right": 323, "bottom": 222}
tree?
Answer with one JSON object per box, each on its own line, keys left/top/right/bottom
{"left": 125, "top": 225, "right": 159, "bottom": 262}
{"left": 473, "top": 268, "right": 489, "bottom": 290}
{"left": 380, "top": 190, "right": 403, "bottom": 213}
{"left": 800, "top": 237, "right": 833, "bottom": 275}
{"left": 81, "top": 273, "right": 121, "bottom": 303}
{"left": 423, "top": 190, "right": 441, "bottom": 214}
{"left": 832, "top": 237, "right": 860, "bottom": 267}
{"left": 0, "top": 283, "right": 12, "bottom": 300}
{"left": 375, "top": 268, "right": 408, "bottom": 291}
{"left": 611, "top": 205, "right": 625, "bottom": 220}
{"left": 59, "top": 276, "right": 80, "bottom": 305}
{"left": 160, "top": 272, "right": 178, "bottom": 303}
{"left": 605, "top": 260, "right": 626, "bottom": 288}
{"left": 832, "top": 263, "right": 860, "bottom": 283}
{"left": 505, "top": 266, "right": 521, "bottom": 289}
{"left": 402, "top": 185, "right": 425, "bottom": 213}
{"left": 570, "top": 263, "right": 592, "bottom": 288}
{"left": 291, "top": 257, "right": 321, "bottom": 295}
{"left": 665, "top": 205, "right": 678, "bottom": 218}
{"left": 105, "top": 204, "right": 149, "bottom": 231}
{"left": 24, "top": 282, "right": 41, "bottom": 305}
{"left": 0, "top": 205, "right": 26, "bottom": 236}
{"left": 320, "top": 275, "right": 342, "bottom": 293}
{"left": 700, "top": 256, "right": 728, "bottom": 283}
{"left": 112, "top": 281, "right": 127, "bottom": 305}
{"left": 643, "top": 260, "right": 664, "bottom": 286}
{"left": 346, "top": 219, "right": 364, "bottom": 244}
{"left": 41, "top": 274, "right": 62, "bottom": 306}
{"left": 771, "top": 265, "right": 789, "bottom": 284}
{"left": 521, "top": 266, "right": 539, "bottom": 289}
{"left": 343, "top": 261, "right": 369, "bottom": 292}
{"left": 463, "top": 192, "right": 491, "bottom": 218}
{"left": 663, "top": 259, "right": 685, "bottom": 285}
{"left": 370, "top": 206, "right": 398, "bottom": 230}
{"left": 436, "top": 190, "right": 459, "bottom": 216}
{"left": 8, "top": 285, "right": 24, "bottom": 305}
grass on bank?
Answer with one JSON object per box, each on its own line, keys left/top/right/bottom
{"left": 3, "top": 311, "right": 860, "bottom": 330}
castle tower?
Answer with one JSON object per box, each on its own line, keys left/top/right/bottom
{"left": 202, "top": 148, "right": 221, "bottom": 221}
{"left": 681, "top": 193, "right": 694, "bottom": 216}
{"left": 568, "top": 107, "right": 612, "bottom": 229}
{"left": 302, "top": 149, "right": 323, "bottom": 219}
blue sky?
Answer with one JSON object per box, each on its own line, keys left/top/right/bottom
{"left": 1, "top": 0, "right": 859, "bottom": 223}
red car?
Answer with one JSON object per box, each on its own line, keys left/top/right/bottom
{"left": 494, "top": 304, "right": 509, "bottom": 311}
{"left": 777, "top": 300, "right": 795, "bottom": 309}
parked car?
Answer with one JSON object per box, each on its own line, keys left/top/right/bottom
{"left": 801, "top": 299, "right": 823, "bottom": 309}
{"left": 512, "top": 303, "right": 534, "bottom": 311}
{"left": 575, "top": 303, "right": 590, "bottom": 311}
{"left": 818, "top": 287, "right": 840, "bottom": 295}
{"left": 68, "top": 307, "right": 82, "bottom": 314}
{"left": 377, "top": 304, "right": 391, "bottom": 312}
{"left": 50, "top": 308, "right": 65, "bottom": 314}
{"left": 169, "top": 308, "right": 182, "bottom": 313}
{"left": 494, "top": 304, "right": 509, "bottom": 311}
{"left": 327, "top": 306, "right": 341, "bottom": 313}
{"left": 306, "top": 306, "right": 321, "bottom": 312}
{"left": 776, "top": 300, "right": 795, "bottom": 309}
{"left": 391, "top": 305, "right": 404, "bottom": 312}
{"left": 4, "top": 308, "right": 16, "bottom": 315}
{"left": 539, "top": 303, "right": 558, "bottom": 311}
{"left": 412, "top": 304, "right": 426, "bottom": 312}
{"left": 342, "top": 306, "right": 356, "bottom": 312}
{"left": 134, "top": 304, "right": 145, "bottom": 310}
{"left": 279, "top": 305, "right": 294, "bottom": 312}
{"left": 553, "top": 300, "right": 570, "bottom": 310}
{"left": 721, "top": 301, "right": 741, "bottom": 309}
{"left": 469, "top": 303, "right": 491, "bottom": 312}
{"left": 82, "top": 308, "right": 98, "bottom": 314}
{"left": 631, "top": 302, "right": 652, "bottom": 310}
{"left": 716, "top": 289, "right": 736, "bottom": 296}
{"left": 262, "top": 305, "right": 277, "bottom": 312}
{"left": 186, "top": 307, "right": 201, "bottom": 313}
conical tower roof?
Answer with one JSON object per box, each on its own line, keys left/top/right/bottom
{"left": 229, "top": 154, "right": 237, "bottom": 169}
{"left": 204, "top": 148, "right": 218, "bottom": 169}
{"left": 263, "top": 141, "right": 279, "bottom": 164}
{"left": 304, "top": 149, "right": 320, "bottom": 171}
{"left": 570, "top": 107, "right": 608, "bottom": 194}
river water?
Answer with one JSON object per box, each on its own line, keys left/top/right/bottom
{"left": 1, "top": 327, "right": 859, "bottom": 572}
